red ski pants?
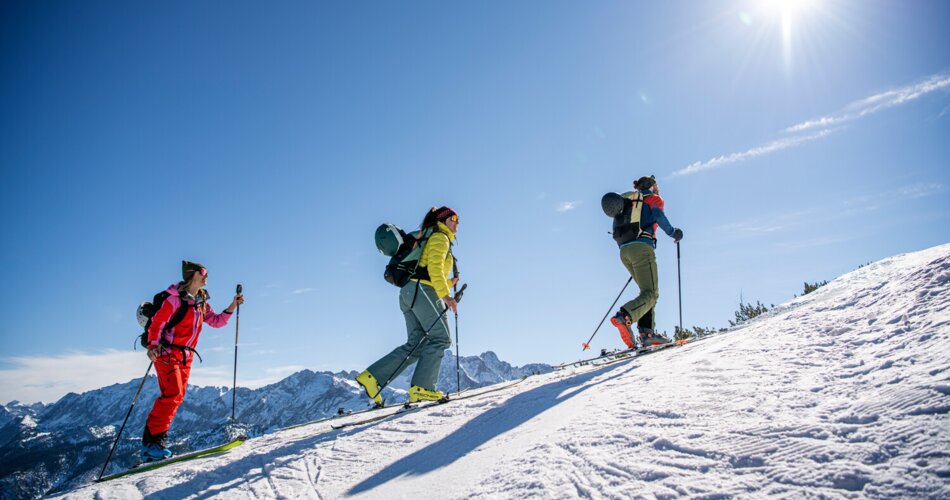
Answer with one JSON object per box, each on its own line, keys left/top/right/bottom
{"left": 146, "top": 356, "right": 192, "bottom": 435}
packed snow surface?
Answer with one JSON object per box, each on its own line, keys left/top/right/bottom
{"left": 58, "top": 244, "right": 950, "bottom": 498}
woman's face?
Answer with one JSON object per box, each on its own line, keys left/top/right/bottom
{"left": 191, "top": 268, "right": 208, "bottom": 288}
{"left": 445, "top": 217, "right": 459, "bottom": 233}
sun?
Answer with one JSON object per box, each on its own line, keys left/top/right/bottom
{"left": 753, "top": 0, "right": 821, "bottom": 70}
{"left": 757, "top": 0, "right": 817, "bottom": 18}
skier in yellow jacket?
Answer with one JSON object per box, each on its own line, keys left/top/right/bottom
{"left": 356, "top": 206, "right": 459, "bottom": 404}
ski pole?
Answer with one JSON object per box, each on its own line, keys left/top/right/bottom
{"left": 373, "top": 284, "right": 467, "bottom": 401}
{"left": 676, "top": 241, "right": 683, "bottom": 337}
{"left": 230, "top": 284, "right": 242, "bottom": 422}
{"left": 453, "top": 263, "right": 461, "bottom": 395}
{"left": 454, "top": 303, "right": 460, "bottom": 395}
{"left": 581, "top": 277, "right": 633, "bottom": 350}
{"left": 97, "top": 362, "right": 153, "bottom": 482}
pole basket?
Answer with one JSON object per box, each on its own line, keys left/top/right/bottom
{"left": 581, "top": 342, "right": 590, "bottom": 350}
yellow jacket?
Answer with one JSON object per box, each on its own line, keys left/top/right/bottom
{"left": 413, "top": 222, "right": 456, "bottom": 298}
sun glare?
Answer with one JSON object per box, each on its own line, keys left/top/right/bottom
{"left": 754, "top": 0, "right": 820, "bottom": 71}
{"left": 758, "top": 0, "right": 817, "bottom": 17}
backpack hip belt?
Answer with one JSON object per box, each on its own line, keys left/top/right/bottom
{"left": 155, "top": 339, "right": 203, "bottom": 364}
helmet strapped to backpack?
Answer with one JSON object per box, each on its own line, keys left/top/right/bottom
{"left": 601, "top": 192, "right": 626, "bottom": 218}
{"left": 375, "top": 224, "right": 406, "bottom": 257}
{"left": 376, "top": 223, "right": 436, "bottom": 287}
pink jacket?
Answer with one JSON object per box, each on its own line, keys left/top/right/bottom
{"left": 147, "top": 284, "right": 232, "bottom": 358}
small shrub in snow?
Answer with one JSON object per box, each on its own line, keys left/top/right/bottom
{"left": 729, "top": 300, "right": 772, "bottom": 327}
{"left": 803, "top": 280, "right": 829, "bottom": 295}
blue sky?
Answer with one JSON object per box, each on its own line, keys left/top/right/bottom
{"left": 1, "top": 0, "right": 948, "bottom": 404}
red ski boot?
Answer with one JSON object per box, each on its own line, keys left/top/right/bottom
{"left": 610, "top": 310, "right": 637, "bottom": 349}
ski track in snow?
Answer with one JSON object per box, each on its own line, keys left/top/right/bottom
{"left": 58, "top": 244, "right": 950, "bottom": 499}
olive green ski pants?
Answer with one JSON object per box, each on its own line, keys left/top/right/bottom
{"left": 619, "top": 242, "right": 658, "bottom": 331}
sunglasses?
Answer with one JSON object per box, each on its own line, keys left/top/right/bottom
{"left": 195, "top": 268, "right": 208, "bottom": 277}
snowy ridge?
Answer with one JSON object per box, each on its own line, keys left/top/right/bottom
{"left": 50, "top": 243, "right": 950, "bottom": 498}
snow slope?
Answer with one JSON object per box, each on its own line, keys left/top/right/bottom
{"left": 0, "top": 351, "right": 547, "bottom": 499}
{"left": 57, "top": 244, "right": 950, "bottom": 498}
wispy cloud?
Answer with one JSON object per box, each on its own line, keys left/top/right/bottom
{"left": 292, "top": 288, "right": 314, "bottom": 295}
{"left": 898, "top": 182, "right": 944, "bottom": 199}
{"left": 786, "top": 75, "right": 950, "bottom": 133}
{"left": 189, "top": 364, "right": 307, "bottom": 389}
{"left": 721, "top": 183, "right": 942, "bottom": 238}
{"left": 717, "top": 221, "right": 789, "bottom": 234}
{"left": 674, "top": 129, "right": 834, "bottom": 177}
{"left": 716, "top": 208, "right": 816, "bottom": 235}
{"left": 674, "top": 74, "right": 950, "bottom": 177}
{"left": 0, "top": 348, "right": 317, "bottom": 404}
{"left": 0, "top": 350, "right": 146, "bottom": 404}
{"left": 773, "top": 234, "right": 858, "bottom": 251}
{"left": 556, "top": 201, "right": 580, "bottom": 213}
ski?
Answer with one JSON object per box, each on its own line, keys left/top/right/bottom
{"left": 557, "top": 348, "right": 637, "bottom": 369}
{"left": 278, "top": 385, "right": 478, "bottom": 432}
{"left": 279, "top": 401, "right": 393, "bottom": 432}
{"left": 96, "top": 436, "right": 247, "bottom": 482}
{"left": 330, "top": 377, "right": 529, "bottom": 430}
{"left": 556, "top": 338, "right": 694, "bottom": 370}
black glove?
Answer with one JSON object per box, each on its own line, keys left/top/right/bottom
{"left": 672, "top": 228, "right": 683, "bottom": 242}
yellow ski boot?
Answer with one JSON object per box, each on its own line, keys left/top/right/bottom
{"left": 409, "top": 385, "right": 446, "bottom": 403}
{"left": 355, "top": 370, "right": 383, "bottom": 406}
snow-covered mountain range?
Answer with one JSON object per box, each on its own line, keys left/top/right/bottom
{"left": 48, "top": 242, "right": 950, "bottom": 499}
{"left": 0, "top": 350, "right": 549, "bottom": 499}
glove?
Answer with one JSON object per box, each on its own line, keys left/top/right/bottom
{"left": 672, "top": 228, "right": 683, "bottom": 242}
{"left": 147, "top": 347, "right": 162, "bottom": 362}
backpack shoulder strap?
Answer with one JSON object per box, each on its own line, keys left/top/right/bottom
{"left": 624, "top": 191, "right": 644, "bottom": 223}
{"left": 163, "top": 294, "right": 192, "bottom": 332}
{"left": 401, "top": 226, "right": 435, "bottom": 262}
{"left": 616, "top": 191, "right": 654, "bottom": 240}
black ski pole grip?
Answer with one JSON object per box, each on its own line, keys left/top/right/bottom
{"left": 236, "top": 284, "right": 243, "bottom": 295}
{"left": 454, "top": 283, "right": 468, "bottom": 302}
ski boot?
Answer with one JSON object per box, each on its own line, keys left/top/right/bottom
{"left": 639, "top": 328, "right": 672, "bottom": 347}
{"left": 409, "top": 385, "right": 447, "bottom": 403}
{"left": 355, "top": 370, "right": 384, "bottom": 406}
{"left": 141, "top": 443, "right": 173, "bottom": 462}
{"left": 610, "top": 309, "right": 637, "bottom": 349}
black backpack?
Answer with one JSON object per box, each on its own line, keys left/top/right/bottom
{"left": 381, "top": 225, "right": 436, "bottom": 287}
{"left": 136, "top": 290, "right": 190, "bottom": 349}
{"left": 605, "top": 191, "right": 653, "bottom": 245}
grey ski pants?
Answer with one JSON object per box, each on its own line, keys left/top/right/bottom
{"left": 367, "top": 280, "right": 451, "bottom": 390}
